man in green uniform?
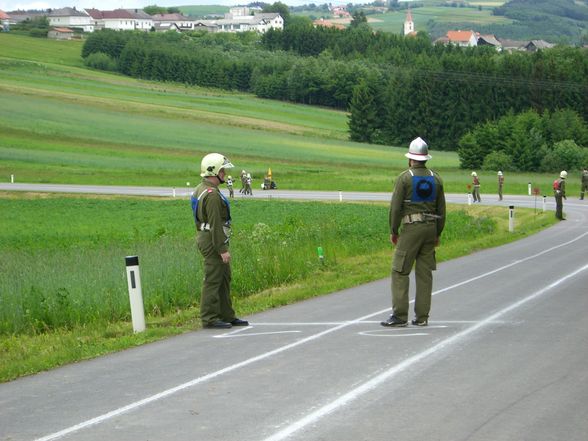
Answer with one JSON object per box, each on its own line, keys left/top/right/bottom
{"left": 381, "top": 137, "right": 446, "bottom": 327}
{"left": 191, "top": 153, "right": 249, "bottom": 329}
{"left": 554, "top": 170, "right": 567, "bottom": 220}
{"left": 471, "top": 172, "right": 481, "bottom": 202}
{"left": 580, "top": 167, "right": 588, "bottom": 200}
{"left": 497, "top": 171, "right": 504, "bottom": 201}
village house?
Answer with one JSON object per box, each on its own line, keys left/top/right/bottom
{"left": 444, "top": 30, "right": 478, "bottom": 47}
{"left": 47, "top": 27, "right": 74, "bottom": 39}
{"left": 0, "top": 10, "right": 10, "bottom": 31}
{"left": 85, "top": 9, "right": 153, "bottom": 31}
{"left": 48, "top": 7, "right": 93, "bottom": 32}
{"left": 192, "top": 7, "right": 283, "bottom": 34}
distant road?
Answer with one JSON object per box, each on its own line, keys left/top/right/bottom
{"left": 0, "top": 182, "right": 566, "bottom": 210}
{"left": 1, "top": 183, "right": 587, "bottom": 441}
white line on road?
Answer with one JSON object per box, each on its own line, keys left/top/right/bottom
{"left": 260, "top": 262, "right": 588, "bottom": 441}
{"left": 33, "top": 232, "right": 588, "bottom": 441}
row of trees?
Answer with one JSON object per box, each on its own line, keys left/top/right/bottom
{"left": 458, "top": 109, "right": 588, "bottom": 172}
{"left": 82, "top": 27, "right": 588, "bottom": 150}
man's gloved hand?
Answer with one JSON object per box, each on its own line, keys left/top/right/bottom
{"left": 391, "top": 234, "right": 399, "bottom": 245}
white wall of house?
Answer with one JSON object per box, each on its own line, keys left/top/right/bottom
{"left": 49, "top": 15, "right": 93, "bottom": 32}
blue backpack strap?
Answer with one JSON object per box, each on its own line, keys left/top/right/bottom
{"left": 191, "top": 189, "right": 211, "bottom": 225}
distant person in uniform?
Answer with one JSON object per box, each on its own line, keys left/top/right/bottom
{"left": 239, "top": 170, "right": 247, "bottom": 194}
{"left": 191, "top": 153, "right": 249, "bottom": 329}
{"left": 245, "top": 173, "right": 253, "bottom": 195}
{"left": 497, "top": 171, "right": 504, "bottom": 201}
{"left": 381, "top": 137, "right": 446, "bottom": 328}
{"left": 554, "top": 170, "right": 567, "bottom": 220}
{"left": 226, "top": 175, "right": 234, "bottom": 198}
{"left": 471, "top": 172, "right": 481, "bottom": 202}
{"left": 580, "top": 167, "right": 588, "bottom": 200}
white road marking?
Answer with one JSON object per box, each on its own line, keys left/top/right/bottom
{"left": 214, "top": 330, "right": 302, "bottom": 338}
{"left": 260, "top": 263, "right": 588, "bottom": 441}
{"left": 358, "top": 330, "right": 429, "bottom": 337}
{"left": 32, "top": 233, "right": 588, "bottom": 441}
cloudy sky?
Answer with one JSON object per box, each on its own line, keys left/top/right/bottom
{"left": 0, "top": 0, "right": 316, "bottom": 12}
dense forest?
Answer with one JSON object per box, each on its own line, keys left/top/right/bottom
{"left": 82, "top": 24, "right": 588, "bottom": 152}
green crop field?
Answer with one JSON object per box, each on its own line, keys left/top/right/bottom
{"left": 367, "top": 6, "right": 512, "bottom": 33}
{"left": 0, "top": 34, "right": 577, "bottom": 195}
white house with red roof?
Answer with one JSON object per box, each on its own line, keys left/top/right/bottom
{"left": 85, "top": 9, "right": 153, "bottom": 31}
{"left": 0, "top": 10, "right": 10, "bottom": 31}
{"left": 445, "top": 30, "right": 478, "bottom": 47}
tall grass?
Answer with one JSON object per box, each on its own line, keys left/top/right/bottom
{"left": 0, "top": 194, "right": 555, "bottom": 335}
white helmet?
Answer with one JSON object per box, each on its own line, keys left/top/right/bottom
{"left": 497, "top": 171, "right": 503, "bottom": 176}
{"left": 471, "top": 172, "right": 477, "bottom": 177}
{"left": 200, "top": 153, "right": 234, "bottom": 177}
{"left": 560, "top": 170, "right": 567, "bottom": 179}
{"left": 405, "top": 137, "right": 432, "bottom": 161}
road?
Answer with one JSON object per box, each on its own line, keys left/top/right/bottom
{"left": 1, "top": 184, "right": 587, "bottom": 441}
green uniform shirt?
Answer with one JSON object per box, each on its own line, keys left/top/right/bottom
{"left": 582, "top": 171, "right": 588, "bottom": 185}
{"left": 555, "top": 178, "right": 566, "bottom": 197}
{"left": 389, "top": 163, "right": 446, "bottom": 236}
{"left": 193, "top": 178, "right": 231, "bottom": 255}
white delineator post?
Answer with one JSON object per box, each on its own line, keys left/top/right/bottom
{"left": 339, "top": 191, "right": 343, "bottom": 202}
{"left": 509, "top": 205, "right": 515, "bottom": 233}
{"left": 467, "top": 193, "right": 472, "bottom": 205}
{"left": 528, "top": 183, "right": 532, "bottom": 196}
{"left": 125, "top": 256, "right": 146, "bottom": 333}
{"left": 542, "top": 195, "right": 546, "bottom": 212}
{"left": 10, "top": 174, "right": 14, "bottom": 184}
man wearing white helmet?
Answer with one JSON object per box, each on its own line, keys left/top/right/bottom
{"left": 191, "top": 153, "right": 249, "bottom": 329}
{"left": 497, "top": 171, "right": 504, "bottom": 201}
{"left": 226, "top": 175, "right": 234, "bottom": 198}
{"left": 471, "top": 171, "right": 481, "bottom": 202}
{"left": 381, "top": 137, "right": 446, "bottom": 328}
{"left": 554, "top": 170, "right": 567, "bottom": 220}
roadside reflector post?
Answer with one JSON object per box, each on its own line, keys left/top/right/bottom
{"left": 339, "top": 191, "right": 342, "bottom": 202}
{"left": 542, "top": 195, "right": 546, "bottom": 212}
{"left": 125, "top": 256, "right": 146, "bottom": 333}
{"left": 528, "top": 182, "right": 531, "bottom": 196}
{"left": 467, "top": 193, "right": 472, "bottom": 205}
{"left": 10, "top": 174, "right": 14, "bottom": 184}
{"left": 172, "top": 187, "right": 176, "bottom": 198}
{"left": 509, "top": 205, "right": 515, "bottom": 233}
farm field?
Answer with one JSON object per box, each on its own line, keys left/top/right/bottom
{"left": 0, "top": 34, "right": 577, "bottom": 195}
{"left": 365, "top": 6, "right": 512, "bottom": 33}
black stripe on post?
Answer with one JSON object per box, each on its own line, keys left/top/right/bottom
{"left": 125, "top": 256, "right": 139, "bottom": 267}
{"left": 130, "top": 271, "right": 136, "bottom": 289}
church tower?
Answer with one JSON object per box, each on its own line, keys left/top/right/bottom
{"left": 403, "top": 7, "right": 414, "bottom": 36}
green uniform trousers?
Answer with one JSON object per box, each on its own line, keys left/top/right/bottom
{"left": 581, "top": 183, "right": 587, "bottom": 200}
{"left": 391, "top": 222, "right": 437, "bottom": 322}
{"left": 197, "top": 233, "right": 236, "bottom": 326}
{"left": 555, "top": 193, "right": 564, "bottom": 219}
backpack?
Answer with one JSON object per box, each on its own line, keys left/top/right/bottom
{"left": 553, "top": 179, "right": 560, "bottom": 191}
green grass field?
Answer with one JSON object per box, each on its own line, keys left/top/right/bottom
{"left": 366, "top": 6, "right": 512, "bottom": 33}
{"left": 0, "top": 34, "right": 580, "bottom": 195}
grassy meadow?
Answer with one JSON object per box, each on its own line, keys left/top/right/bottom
{"left": 0, "top": 33, "right": 578, "bottom": 195}
{"left": 0, "top": 192, "right": 556, "bottom": 381}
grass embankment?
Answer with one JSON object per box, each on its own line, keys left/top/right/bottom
{"left": 0, "top": 193, "right": 556, "bottom": 382}
{"left": 0, "top": 34, "right": 579, "bottom": 195}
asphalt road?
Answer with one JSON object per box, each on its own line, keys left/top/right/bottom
{"left": 1, "top": 184, "right": 587, "bottom": 441}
